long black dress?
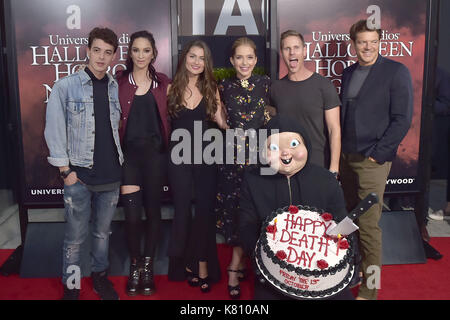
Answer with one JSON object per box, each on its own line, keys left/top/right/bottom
{"left": 167, "top": 98, "right": 221, "bottom": 283}
{"left": 215, "top": 74, "right": 271, "bottom": 244}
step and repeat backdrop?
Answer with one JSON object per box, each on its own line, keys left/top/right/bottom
{"left": 6, "top": 0, "right": 428, "bottom": 206}
{"left": 178, "top": 0, "right": 269, "bottom": 69}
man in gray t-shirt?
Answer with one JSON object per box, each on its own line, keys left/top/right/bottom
{"left": 270, "top": 30, "right": 341, "bottom": 172}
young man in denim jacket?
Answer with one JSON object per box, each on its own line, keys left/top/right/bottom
{"left": 44, "top": 27, "right": 124, "bottom": 300}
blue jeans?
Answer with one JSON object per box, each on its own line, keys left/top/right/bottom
{"left": 62, "top": 181, "right": 119, "bottom": 284}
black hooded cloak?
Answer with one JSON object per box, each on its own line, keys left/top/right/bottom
{"left": 237, "top": 115, "right": 353, "bottom": 300}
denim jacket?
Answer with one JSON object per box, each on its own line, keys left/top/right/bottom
{"left": 44, "top": 70, "right": 124, "bottom": 168}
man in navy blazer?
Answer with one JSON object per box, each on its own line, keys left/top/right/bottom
{"left": 339, "top": 20, "right": 413, "bottom": 300}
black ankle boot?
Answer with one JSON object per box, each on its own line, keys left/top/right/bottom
{"left": 140, "top": 257, "right": 155, "bottom": 295}
{"left": 126, "top": 258, "right": 140, "bottom": 296}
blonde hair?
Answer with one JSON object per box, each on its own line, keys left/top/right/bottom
{"left": 280, "top": 30, "right": 305, "bottom": 49}
{"left": 231, "top": 37, "right": 257, "bottom": 57}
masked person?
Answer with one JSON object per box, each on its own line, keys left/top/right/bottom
{"left": 237, "top": 115, "right": 354, "bottom": 300}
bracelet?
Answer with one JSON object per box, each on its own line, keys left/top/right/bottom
{"left": 60, "top": 168, "right": 72, "bottom": 179}
{"left": 330, "top": 171, "right": 339, "bottom": 178}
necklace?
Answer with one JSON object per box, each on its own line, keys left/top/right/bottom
{"left": 240, "top": 79, "right": 249, "bottom": 88}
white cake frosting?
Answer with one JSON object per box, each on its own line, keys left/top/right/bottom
{"left": 255, "top": 205, "right": 355, "bottom": 299}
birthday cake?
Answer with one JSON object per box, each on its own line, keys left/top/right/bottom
{"left": 255, "top": 205, "right": 355, "bottom": 299}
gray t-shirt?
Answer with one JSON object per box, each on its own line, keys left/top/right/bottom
{"left": 342, "top": 64, "right": 373, "bottom": 154}
{"left": 270, "top": 72, "right": 341, "bottom": 168}
{"left": 346, "top": 64, "right": 372, "bottom": 99}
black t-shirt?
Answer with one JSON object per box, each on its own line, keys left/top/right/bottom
{"left": 270, "top": 73, "right": 341, "bottom": 168}
{"left": 125, "top": 88, "right": 162, "bottom": 150}
{"left": 71, "top": 68, "right": 121, "bottom": 188}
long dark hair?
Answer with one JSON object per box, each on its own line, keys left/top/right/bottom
{"left": 124, "top": 30, "right": 159, "bottom": 83}
{"left": 168, "top": 40, "right": 217, "bottom": 120}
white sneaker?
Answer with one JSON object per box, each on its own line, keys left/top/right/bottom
{"left": 428, "top": 209, "right": 444, "bottom": 221}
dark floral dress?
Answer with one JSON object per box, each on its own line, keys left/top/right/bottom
{"left": 215, "top": 74, "right": 271, "bottom": 245}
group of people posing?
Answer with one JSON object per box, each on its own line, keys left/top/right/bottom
{"left": 44, "top": 19, "right": 413, "bottom": 301}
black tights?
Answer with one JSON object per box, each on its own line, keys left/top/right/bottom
{"left": 122, "top": 142, "right": 163, "bottom": 258}
{"left": 122, "top": 190, "right": 161, "bottom": 258}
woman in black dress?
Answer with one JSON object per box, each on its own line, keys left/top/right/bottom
{"left": 167, "top": 40, "right": 228, "bottom": 293}
{"left": 215, "top": 37, "right": 271, "bottom": 299}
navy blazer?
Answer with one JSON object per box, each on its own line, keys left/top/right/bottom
{"left": 340, "top": 55, "right": 413, "bottom": 163}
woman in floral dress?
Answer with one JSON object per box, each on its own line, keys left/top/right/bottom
{"left": 215, "top": 37, "right": 271, "bottom": 299}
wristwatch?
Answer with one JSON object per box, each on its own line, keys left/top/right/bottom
{"left": 60, "top": 168, "right": 72, "bottom": 179}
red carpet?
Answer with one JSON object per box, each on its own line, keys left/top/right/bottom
{"left": 0, "top": 238, "right": 449, "bottom": 300}
{"left": 377, "top": 237, "right": 450, "bottom": 300}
